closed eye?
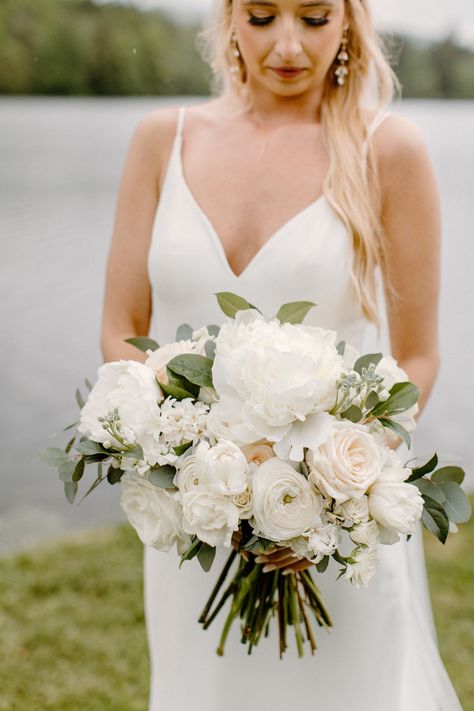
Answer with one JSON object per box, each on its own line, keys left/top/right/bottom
{"left": 248, "top": 13, "right": 330, "bottom": 27}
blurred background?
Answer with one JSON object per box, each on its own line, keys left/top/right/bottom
{"left": 1, "top": 0, "right": 473, "bottom": 708}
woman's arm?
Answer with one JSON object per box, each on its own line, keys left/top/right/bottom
{"left": 100, "top": 108, "right": 179, "bottom": 363}
{"left": 374, "top": 114, "right": 442, "bottom": 440}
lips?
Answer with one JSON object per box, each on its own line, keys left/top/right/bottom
{"left": 270, "top": 67, "right": 305, "bottom": 79}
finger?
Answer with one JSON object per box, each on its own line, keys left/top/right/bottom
{"left": 255, "top": 547, "right": 294, "bottom": 564}
{"left": 282, "top": 559, "right": 313, "bottom": 575}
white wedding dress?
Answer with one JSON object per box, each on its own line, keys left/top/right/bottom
{"left": 143, "top": 106, "right": 463, "bottom": 710}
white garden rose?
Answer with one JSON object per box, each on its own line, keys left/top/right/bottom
{"left": 306, "top": 420, "right": 383, "bottom": 503}
{"left": 78, "top": 360, "right": 162, "bottom": 458}
{"left": 339, "top": 495, "right": 370, "bottom": 523}
{"left": 343, "top": 546, "right": 378, "bottom": 589}
{"left": 120, "top": 472, "right": 190, "bottom": 553}
{"left": 212, "top": 310, "right": 344, "bottom": 444}
{"left": 251, "top": 457, "right": 324, "bottom": 542}
{"left": 368, "top": 479, "right": 424, "bottom": 543}
{"left": 181, "top": 491, "right": 239, "bottom": 548}
{"left": 349, "top": 519, "right": 380, "bottom": 547}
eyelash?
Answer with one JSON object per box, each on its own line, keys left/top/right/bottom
{"left": 247, "top": 13, "right": 329, "bottom": 27}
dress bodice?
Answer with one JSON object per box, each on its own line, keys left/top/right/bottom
{"left": 147, "top": 106, "right": 387, "bottom": 352}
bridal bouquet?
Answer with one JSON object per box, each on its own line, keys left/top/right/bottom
{"left": 41, "top": 293, "right": 471, "bottom": 658}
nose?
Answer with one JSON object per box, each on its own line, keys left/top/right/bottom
{"left": 274, "top": 18, "right": 303, "bottom": 61}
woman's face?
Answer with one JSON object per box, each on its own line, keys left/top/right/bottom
{"left": 233, "top": 0, "right": 347, "bottom": 97}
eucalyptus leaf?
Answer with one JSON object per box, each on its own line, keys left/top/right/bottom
{"left": 167, "top": 354, "right": 214, "bottom": 388}
{"left": 148, "top": 465, "right": 177, "bottom": 489}
{"left": 437, "top": 482, "right": 472, "bottom": 523}
{"left": 64, "top": 480, "right": 78, "bottom": 504}
{"left": 40, "top": 448, "right": 69, "bottom": 467}
{"left": 340, "top": 405, "right": 363, "bottom": 423}
{"left": 72, "top": 459, "right": 85, "bottom": 483}
{"left": 316, "top": 556, "right": 329, "bottom": 573}
{"left": 379, "top": 418, "right": 412, "bottom": 449}
{"left": 197, "top": 543, "right": 216, "bottom": 572}
{"left": 125, "top": 336, "right": 159, "bottom": 353}
{"left": 176, "top": 323, "right": 193, "bottom": 341}
{"left": 78, "top": 466, "right": 106, "bottom": 504}
{"left": 65, "top": 436, "right": 76, "bottom": 454}
{"left": 179, "top": 537, "right": 202, "bottom": 568}
{"left": 76, "top": 440, "right": 109, "bottom": 456}
{"left": 421, "top": 497, "right": 449, "bottom": 544}
{"left": 414, "top": 477, "right": 446, "bottom": 505}
{"left": 75, "top": 388, "right": 85, "bottom": 409}
{"left": 206, "top": 325, "right": 220, "bottom": 338}
{"left": 85, "top": 378, "right": 93, "bottom": 392}
{"left": 62, "top": 422, "right": 78, "bottom": 432}
{"left": 365, "top": 390, "right": 380, "bottom": 411}
{"left": 332, "top": 550, "right": 347, "bottom": 566}
{"left": 205, "top": 340, "right": 216, "bottom": 360}
{"left": 353, "top": 353, "right": 383, "bottom": 375}
{"left": 121, "top": 445, "right": 144, "bottom": 460}
{"left": 336, "top": 340, "right": 346, "bottom": 356}
{"left": 431, "top": 466, "right": 465, "bottom": 486}
{"left": 215, "top": 292, "right": 260, "bottom": 318}
{"left": 406, "top": 453, "right": 439, "bottom": 482}
{"left": 275, "top": 301, "right": 316, "bottom": 325}
{"left": 107, "top": 464, "right": 124, "bottom": 485}
{"left": 58, "top": 460, "right": 77, "bottom": 482}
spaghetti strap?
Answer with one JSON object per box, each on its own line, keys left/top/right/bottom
{"left": 367, "top": 110, "right": 390, "bottom": 139}
{"left": 176, "top": 106, "right": 186, "bottom": 140}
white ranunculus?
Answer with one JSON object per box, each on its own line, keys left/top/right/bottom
{"left": 368, "top": 479, "right": 424, "bottom": 541}
{"left": 339, "top": 495, "right": 370, "bottom": 523}
{"left": 349, "top": 519, "right": 380, "bottom": 547}
{"left": 306, "top": 420, "right": 383, "bottom": 503}
{"left": 375, "top": 356, "right": 419, "bottom": 440}
{"left": 251, "top": 457, "right": 324, "bottom": 542}
{"left": 343, "top": 546, "right": 378, "bottom": 589}
{"left": 212, "top": 310, "right": 344, "bottom": 444}
{"left": 181, "top": 491, "right": 239, "bottom": 548}
{"left": 78, "top": 360, "right": 162, "bottom": 456}
{"left": 120, "top": 472, "right": 190, "bottom": 553}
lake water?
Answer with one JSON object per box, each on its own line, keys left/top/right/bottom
{"left": 1, "top": 97, "right": 473, "bottom": 555}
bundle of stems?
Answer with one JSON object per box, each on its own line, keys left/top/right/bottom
{"left": 198, "top": 547, "right": 333, "bottom": 658}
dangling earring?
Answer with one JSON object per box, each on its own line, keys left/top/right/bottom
{"left": 230, "top": 28, "right": 241, "bottom": 75}
{"left": 335, "top": 27, "right": 350, "bottom": 87}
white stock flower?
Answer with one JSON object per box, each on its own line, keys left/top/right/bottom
{"left": 159, "top": 398, "right": 209, "bottom": 448}
{"left": 212, "top": 310, "right": 343, "bottom": 444}
{"left": 181, "top": 491, "right": 239, "bottom": 548}
{"left": 251, "top": 457, "right": 324, "bottom": 542}
{"left": 343, "top": 546, "right": 378, "bottom": 589}
{"left": 78, "top": 360, "right": 162, "bottom": 455}
{"left": 305, "top": 522, "right": 341, "bottom": 562}
{"left": 306, "top": 420, "right": 383, "bottom": 503}
{"left": 120, "top": 472, "right": 190, "bottom": 553}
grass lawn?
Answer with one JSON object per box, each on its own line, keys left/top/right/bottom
{"left": 0, "top": 497, "right": 472, "bottom": 711}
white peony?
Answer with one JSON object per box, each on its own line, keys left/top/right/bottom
{"left": 368, "top": 479, "right": 424, "bottom": 544}
{"left": 78, "top": 360, "right": 162, "bottom": 458}
{"left": 343, "top": 546, "right": 378, "bottom": 588}
{"left": 306, "top": 420, "right": 383, "bottom": 503}
{"left": 181, "top": 491, "right": 239, "bottom": 548}
{"left": 211, "top": 310, "right": 344, "bottom": 445}
{"left": 251, "top": 457, "right": 324, "bottom": 542}
{"left": 120, "top": 472, "right": 190, "bottom": 553}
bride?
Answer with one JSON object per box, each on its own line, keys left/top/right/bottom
{"left": 100, "top": 0, "right": 463, "bottom": 709}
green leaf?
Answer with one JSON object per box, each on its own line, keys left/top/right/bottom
{"left": 76, "top": 440, "right": 109, "bottom": 456}
{"left": 40, "top": 448, "right": 69, "bottom": 467}
{"left": 197, "top": 543, "right": 216, "bottom": 572}
{"left": 421, "top": 494, "right": 449, "bottom": 544}
{"left": 107, "top": 464, "right": 124, "bottom": 485}
{"left": 85, "top": 378, "right": 93, "bottom": 392}
{"left": 83, "top": 453, "right": 110, "bottom": 464}
{"left": 379, "top": 418, "right": 412, "bottom": 449}
{"left": 64, "top": 480, "right": 78, "bottom": 504}
{"left": 340, "top": 405, "right": 363, "bottom": 423}
{"left": 165, "top": 369, "right": 200, "bottom": 398}
{"left": 275, "top": 301, "right": 316, "bottom": 325}
{"left": 75, "top": 388, "right": 85, "bottom": 409}
{"left": 64, "top": 436, "right": 76, "bottom": 454}
{"left": 332, "top": 550, "right": 347, "bottom": 566}
{"left": 62, "top": 422, "right": 78, "bottom": 432}
{"left": 78, "top": 465, "right": 106, "bottom": 504}
{"left": 431, "top": 466, "right": 465, "bottom": 486}
{"left": 173, "top": 441, "right": 193, "bottom": 456}
{"left": 373, "top": 382, "right": 419, "bottom": 417}
{"left": 205, "top": 340, "right": 216, "bottom": 360}
{"left": 215, "top": 292, "right": 259, "bottom": 318}
{"left": 365, "top": 390, "right": 380, "bottom": 411}
{"left": 316, "top": 556, "right": 329, "bottom": 573}
{"left": 125, "top": 336, "right": 159, "bottom": 353}
{"left": 158, "top": 379, "right": 195, "bottom": 401}
{"left": 148, "top": 465, "right": 177, "bottom": 489}
{"left": 437, "top": 482, "right": 472, "bottom": 524}
{"left": 206, "top": 325, "right": 220, "bottom": 338}
{"left": 406, "top": 453, "right": 439, "bottom": 482}
{"left": 413, "top": 477, "right": 446, "bottom": 505}
{"left": 72, "top": 459, "right": 85, "bottom": 483}
{"left": 353, "top": 353, "right": 383, "bottom": 375}
{"left": 58, "top": 460, "right": 77, "bottom": 482}
{"left": 121, "top": 445, "right": 144, "bottom": 460}
{"left": 167, "top": 354, "right": 214, "bottom": 388}
{"left": 336, "top": 340, "right": 346, "bottom": 356}
{"left": 179, "top": 537, "right": 202, "bottom": 568}
{"left": 176, "top": 323, "right": 193, "bottom": 341}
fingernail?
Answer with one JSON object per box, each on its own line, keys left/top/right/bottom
{"left": 282, "top": 568, "right": 293, "bottom": 576}
{"left": 255, "top": 556, "right": 265, "bottom": 563}
{"left": 262, "top": 564, "right": 275, "bottom": 573}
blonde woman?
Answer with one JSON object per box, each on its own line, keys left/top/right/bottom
{"left": 101, "top": 0, "right": 462, "bottom": 708}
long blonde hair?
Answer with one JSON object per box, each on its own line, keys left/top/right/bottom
{"left": 197, "top": 0, "right": 400, "bottom": 327}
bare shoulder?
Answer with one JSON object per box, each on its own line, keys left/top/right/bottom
{"left": 371, "top": 113, "right": 433, "bottom": 191}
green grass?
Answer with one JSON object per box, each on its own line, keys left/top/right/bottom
{"left": 0, "top": 498, "right": 472, "bottom": 711}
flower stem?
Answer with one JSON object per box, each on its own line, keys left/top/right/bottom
{"left": 199, "top": 549, "right": 237, "bottom": 624}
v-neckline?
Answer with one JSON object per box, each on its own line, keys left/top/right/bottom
{"left": 176, "top": 134, "right": 327, "bottom": 280}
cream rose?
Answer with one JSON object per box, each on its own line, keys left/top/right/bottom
{"left": 251, "top": 457, "right": 323, "bottom": 541}
{"left": 306, "top": 420, "right": 383, "bottom": 503}
{"left": 344, "top": 546, "right": 378, "bottom": 589}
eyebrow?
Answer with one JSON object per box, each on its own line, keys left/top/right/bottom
{"left": 242, "top": 1, "right": 334, "bottom": 6}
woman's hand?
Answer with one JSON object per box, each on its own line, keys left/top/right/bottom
{"left": 231, "top": 530, "right": 313, "bottom": 575}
